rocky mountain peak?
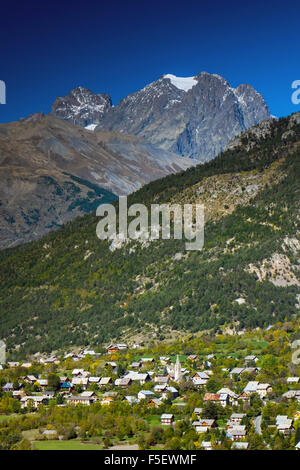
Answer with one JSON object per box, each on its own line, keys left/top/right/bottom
{"left": 51, "top": 73, "right": 271, "bottom": 162}
{"left": 97, "top": 72, "right": 271, "bottom": 161}
{"left": 51, "top": 86, "right": 112, "bottom": 127}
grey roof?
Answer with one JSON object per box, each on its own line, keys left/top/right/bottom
{"left": 192, "top": 419, "right": 215, "bottom": 426}
{"left": 230, "top": 413, "right": 246, "bottom": 419}
{"left": 161, "top": 414, "right": 174, "bottom": 419}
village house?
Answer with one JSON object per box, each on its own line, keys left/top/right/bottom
{"left": 42, "top": 430, "right": 58, "bottom": 439}
{"left": 106, "top": 343, "right": 127, "bottom": 354}
{"left": 159, "top": 357, "right": 170, "bottom": 365}
{"left": 37, "top": 379, "right": 49, "bottom": 389}
{"left": 82, "top": 350, "right": 97, "bottom": 356}
{"left": 193, "top": 378, "right": 208, "bottom": 388}
{"left": 23, "top": 375, "right": 38, "bottom": 385}
{"left": 124, "top": 396, "right": 139, "bottom": 405}
{"left": 67, "top": 395, "right": 95, "bottom": 406}
{"left": 12, "top": 390, "right": 26, "bottom": 400}
{"left": 71, "top": 369, "right": 87, "bottom": 377}
{"left": 115, "top": 377, "right": 132, "bottom": 388}
{"left": 187, "top": 355, "right": 200, "bottom": 362}
{"left": 192, "top": 371, "right": 209, "bottom": 384}
{"left": 99, "top": 377, "right": 113, "bottom": 387}
{"left": 3, "top": 382, "right": 14, "bottom": 392}
{"left": 161, "top": 386, "right": 178, "bottom": 400}
{"left": 203, "top": 392, "right": 229, "bottom": 407}
{"left": 217, "top": 388, "right": 238, "bottom": 405}
{"left": 140, "top": 357, "right": 155, "bottom": 364}
{"left": 201, "top": 441, "right": 213, "bottom": 450}
{"left": 88, "top": 376, "right": 101, "bottom": 384}
{"left": 21, "top": 395, "right": 49, "bottom": 408}
{"left": 130, "top": 361, "right": 142, "bottom": 369}
{"left": 104, "top": 362, "right": 117, "bottom": 373}
{"left": 238, "top": 392, "right": 250, "bottom": 403}
{"left": 101, "top": 392, "right": 118, "bottom": 405}
{"left": 226, "top": 425, "right": 247, "bottom": 441}
{"left": 227, "top": 413, "right": 246, "bottom": 427}
{"left": 125, "top": 372, "right": 151, "bottom": 385}
{"left": 256, "top": 383, "right": 272, "bottom": 398}
{"left": 60, "top": 381, "right": 73, "bottom": 392}
{"left": 149, "top": 398, "right": 163, "bottom": 407}
{"left": 192, "top": 419, "right": 217, "bottom": 433}
{"left": 287, "top": 377, "right": 299, "bottom": 384}
{"left": 71, "top": 377, "right": 89, "bottom": 389}
{"left": 160, "top": 413, "right": 174, "bottom": 425}
{"left": 276, "top": 416, "right": 294, "bottom": 435}
{"left": 64, "top": 353, "right": 82, "bottom": 361}
{"left": 43, "top": 391, "right": 55, "bottom": 399}
{"left": 154, "top": 384, "right": 167, "bottom": 393}
{"left": 244, "top": 355, "right": 258, "bottom": 363}
{"left": 154, "top": 375, "right": 170, "bottom": 385}
{"left": 7, "top": 362, "right": 20, "bottom": 368}
{"left": 42, "top": 356, "right": 59, "bottom": 365}
{"left": 81, "top": 391, "right": 97, "bottom": 399}
{"left": 243, "top": 381, "right": 259, "bottom": 396}
{"left": 106, "top": 344, "right": 120, "bottom": 354}
{"left": 230, "top": 367, "right": 245, "bottom": 378}
{"left": 243, "top": 367, "right": 259, "bottom": 375}
{"left": 21, "top": 362, "right": 32, "bottom": 368}
{"left": 232, "top": 442, "right": 249, "bottom": 450}
{"left": 282, "top": 390, "right": 300, "bottom": 402}
{"left": 138, "top": 390, "right": 155, "bottom": 401}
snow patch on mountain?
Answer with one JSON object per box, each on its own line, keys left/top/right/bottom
{"left": 164, "top": 74, "right": 198, "bottom": 92}
{"left": 85, "top": 124, "right": 98, "bottom": 131}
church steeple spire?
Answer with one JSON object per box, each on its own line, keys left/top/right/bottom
{"left": 174, "top": 354, "right": 181, "bottom": 382}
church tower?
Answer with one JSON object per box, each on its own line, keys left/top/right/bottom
{"left": 174, "top": 355, "right": 181, "bottom": 382}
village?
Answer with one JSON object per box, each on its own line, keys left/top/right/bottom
{"left": 0, "top": 324, "right": 300, "bottom": 450}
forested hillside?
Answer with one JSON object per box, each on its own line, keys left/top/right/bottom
{"left": 0, "top": 114, "right": 299, "bottom": 358}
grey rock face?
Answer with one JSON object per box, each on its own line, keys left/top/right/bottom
{"left": 97, "top": 72, "right": 271, "bottom": 161}
{"left": 51, "top": 86, "right": 112, "bottom": 127}
{"left": 226, "top": 118, "right": 275, "bottom": 151}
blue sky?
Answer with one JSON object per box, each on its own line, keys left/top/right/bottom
{"left": 0, "top": 0, "right": 299, "bottom": 123}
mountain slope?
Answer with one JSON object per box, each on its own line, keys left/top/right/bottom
{"left": 0, "top": 114, "right": 192, "bottom": 248}
{"left": 96, "top": 72, "right": 271, "bottom": 160}
{"left": 0, "top": 114, "right": 299, "bottom": 358}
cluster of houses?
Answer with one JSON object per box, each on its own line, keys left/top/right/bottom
{"left": 192, "top": 412, "right": 247, "bottom": 441}
{"left": 1, "top": 345, "right": 300, "bottom": 449}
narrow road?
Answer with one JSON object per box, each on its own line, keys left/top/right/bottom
{"left": 254, "top": 415, "right": 262, "bottom": 435}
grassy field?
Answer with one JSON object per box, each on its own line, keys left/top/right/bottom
{"left": 0, "top": 412, "right": 38, "bottom": 423}
{"left": 33, "top": 439, "right": 104, "bottom": 450}
{"left": 0, "top": 414, "right": 18, "bottom": 422}
{"left": 22, "top": 429, "right": 40, "bottom": 441}
{"left": 147, "top": 415, "right": 162, "bottom": 428}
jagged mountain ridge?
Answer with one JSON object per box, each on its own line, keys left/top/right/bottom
{"left": 0, "top": 115, "right": 192, "bottom": 248}
{"left": 97, "top": 72, "right": 271, "bottom": 160}
{"left": 52, "top": 73, "right": 271, "bottom": 161}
